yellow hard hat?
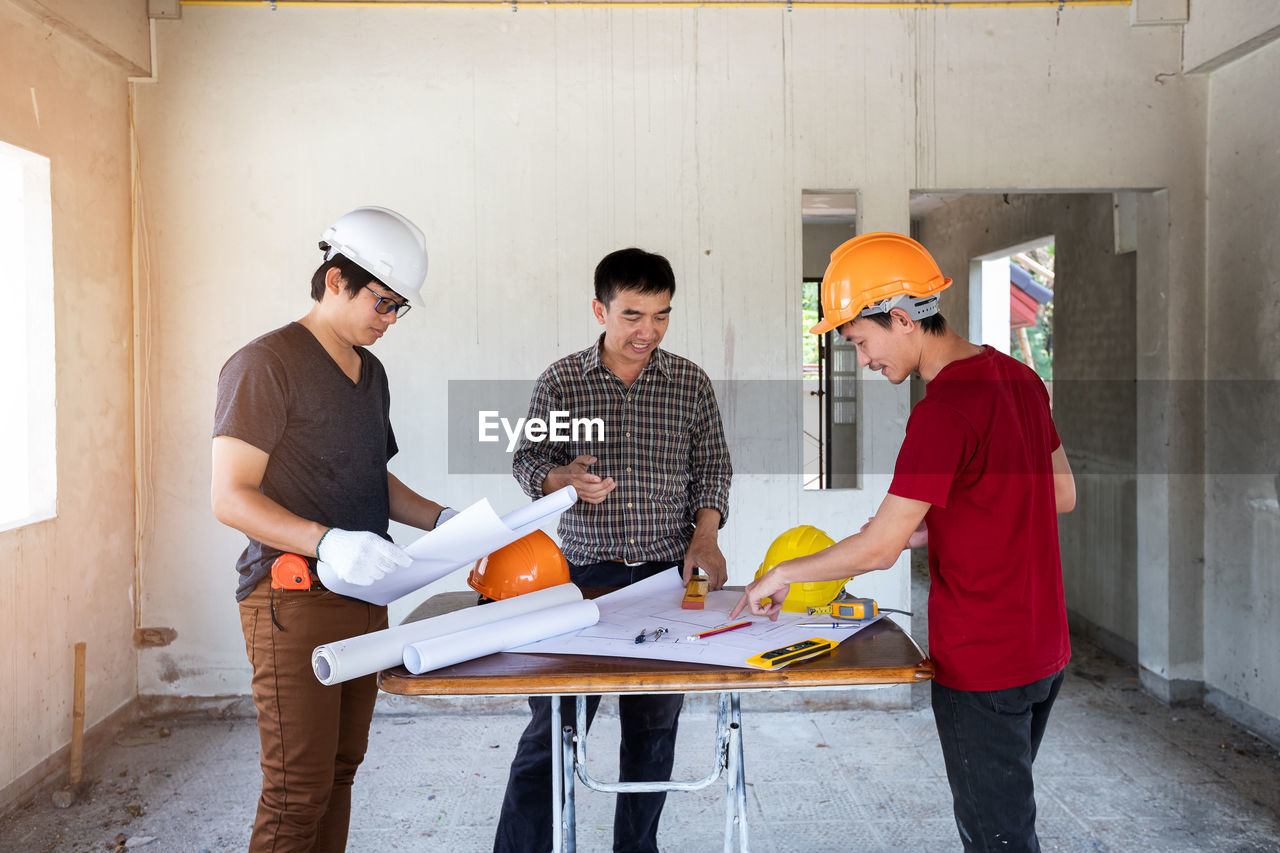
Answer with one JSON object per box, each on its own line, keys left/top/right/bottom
{"left": 753, "top": 525, "right": 848, "bottom": 612}
{"left": 468, "top": 530, "right": 571, "bottom": 601}
{"left": 810, "top": 232, "right": 953, "bottom": 335}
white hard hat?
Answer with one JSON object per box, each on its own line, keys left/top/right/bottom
{"left": 319, "top": 206, "right": 428, "bottom": 308}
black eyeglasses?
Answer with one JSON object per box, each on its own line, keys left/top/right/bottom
{"left": 364, "top": 285, "right": 411, "bottom": 319}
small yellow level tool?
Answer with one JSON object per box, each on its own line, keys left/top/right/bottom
{"left": 744, "top": 638, "right": 834, "bottom": 669}
{"left": 681, "top": 573, "right": 708, "bottom": 610}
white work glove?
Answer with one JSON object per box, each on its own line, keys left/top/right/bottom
{"left": 316, "top": 528, "right": 411, "bottom": 586}
{"left": 435, "top": 507, "right": 458, "bottom": 528}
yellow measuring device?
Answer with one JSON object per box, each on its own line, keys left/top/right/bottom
{"left": 744, "top": 638, "right": 834, "bottom": 670}
{"left": 807, "top": 597, "right": 912, "bottom": 620}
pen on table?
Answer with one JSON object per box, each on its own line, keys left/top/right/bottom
{"left": 797, "top": 622, "right": 867, "bottom": 629}
{"left": 685, "top": 620, "right": 752, "bottom": 642}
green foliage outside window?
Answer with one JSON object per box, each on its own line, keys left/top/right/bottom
{"left": 802, "top": 281, "right": 820, "bottom": 370}
{"left": 1010, "top": 244, "right": 1055, "bottom": 382}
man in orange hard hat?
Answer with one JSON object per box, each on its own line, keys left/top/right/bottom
{"left": 733, "top": 232, "right": 1076, "bottom": 853}
{"left": 496, "top": 247, "right": 732, "bottom": 853}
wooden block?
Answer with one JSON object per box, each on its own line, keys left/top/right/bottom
{"left": 70, "top": 642, "right": 86, "bottom": 786}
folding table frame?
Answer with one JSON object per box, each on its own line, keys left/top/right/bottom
{"left": 379, "top": 591, "right": 932, "bottom": 853}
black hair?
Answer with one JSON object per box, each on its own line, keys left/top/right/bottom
{"left": 853, "top": 310, "right": 949, "bottom": 336}
{"left": 593, "top": 248, "right": 676, "bottom": 306}
{"left": 310, "top": 253, "right": 379, "bottom": 302}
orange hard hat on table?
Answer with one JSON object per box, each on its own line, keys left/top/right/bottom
{"left": 468, "top": 530, "right": 571, "bottom": 600}
{"left": 810, "top": 232, "right": 953, "bottom": 335}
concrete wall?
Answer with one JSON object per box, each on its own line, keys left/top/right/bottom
{"left": 1201, "top": 35, "right": 1280, "bottom": 743}
{"left": 0, "top": 1, "right": 139, "bottom": 809}
{"left": 917, "top": 193, "right": 1140, "bottom": 660}
{"left": 1182, "top": 0, "right": 1280, "bottom": 72}
{"left": 803, "top": 221, "right": 857, "bottom": 280}
{"left": 126, "top": 5, "right": 1205, "bottom": 705}
{"left": 9, "top": 0, "right": 151, "bottom": 75}
{"left": 6, "top": 0, "right": 1280, "bottom": 806}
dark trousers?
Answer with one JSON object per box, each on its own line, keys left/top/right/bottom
{"left": 494, "top": 560, "right": 685, "bottom": 853}
{"left": 239, "top": 579, "right": 388, "bottom": 853}
{"left": 931, "top": 668, "right": 1066, "bottom": 853}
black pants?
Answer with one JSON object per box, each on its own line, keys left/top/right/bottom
{"left": 931, "top": 668, "right": 1066, "bottom": 853}
{"left": 493, "top": 561, "right": 684, "bottom": 853}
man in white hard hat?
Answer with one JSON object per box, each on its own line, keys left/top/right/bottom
{"left": 733, "top": 233, "right": 1076, "bottom": 853}
{"left": 212, "top": 206, "right": 454, "bottom": 852}
{"left": 495, "top": 247, "right": 732, "bottom": 853}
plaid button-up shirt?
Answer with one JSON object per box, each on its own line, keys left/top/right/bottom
{"left": 513, "top": 335, "right": 732, "bottom": 566}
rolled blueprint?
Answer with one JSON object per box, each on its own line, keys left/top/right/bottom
{"left": 317, "top": 485, "right": 578, "bottom": 606}
{"left": 402, "top": 600, "right": 600, "bottom": 675}
{"left": 311, "top": 582, "right": 583, "bottom": 685}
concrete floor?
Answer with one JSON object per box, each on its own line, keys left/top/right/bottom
{"left": 2, "top": 634, "right": 1278, "bottom": 853}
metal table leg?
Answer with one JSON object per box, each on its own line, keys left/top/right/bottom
{"left": 550, "top": 695, "right": 579, "bottom": 853}
{"left": 562, "top": 702, "right": 577, "bottom": 853}
{"left": 564, "top": 691, "right": 751, "bottom": 851}
{"left": 727, "top": 691, "right": 749, "bottom": 852}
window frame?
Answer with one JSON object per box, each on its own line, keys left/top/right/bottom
{"left": 0, "top": 140, "right": 57, "bottom": 533}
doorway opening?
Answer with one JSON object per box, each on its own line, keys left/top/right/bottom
{"left": 910, "top": 189, "right": 1146, "bottom": 666}
{"left": 970, "top": 238, "right": 1056, "bottom": 400}
{"left": 800, "top": 190, "right": 858, "bottom": 490}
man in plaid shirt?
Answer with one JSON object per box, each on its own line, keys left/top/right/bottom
{"left": 494, "top": 247, "right": 732, "bottom": 853}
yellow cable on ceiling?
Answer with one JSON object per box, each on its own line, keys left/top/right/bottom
{"left": 182, "top": 0, "right": 1132, "bottom": 10}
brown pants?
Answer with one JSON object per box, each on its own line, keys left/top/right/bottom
{"left": 239, "top": 579, "right": 388, "bottom": 852}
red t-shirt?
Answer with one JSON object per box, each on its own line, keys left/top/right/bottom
{"left": 889, "top": 347, "right": 1070, "bottom": 690}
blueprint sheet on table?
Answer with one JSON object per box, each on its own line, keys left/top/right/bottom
{"left": 508, "top": 569, "right": 881, "bottom": 669}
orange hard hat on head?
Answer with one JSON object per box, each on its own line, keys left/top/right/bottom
{"left": 810, "top": 232, "right": 953, "bottom": 335}
{"left": 468, "top": 530, "right": 571, "bottom": 600}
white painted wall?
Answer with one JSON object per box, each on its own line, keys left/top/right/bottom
{"left": 127, "top": 5, "right": 1208, "bottom": 705}
{"left": 0, "top": 0, "right": 137, "bottom": 807}
{"left": 1183, "top": 0, "right": 1280, "bottom": 71}
{"left": 1202, "top": 34, "right": 1280, "bottom": 736}
{"left": 972, "top": 259, "right": 1012, "bottom": 355}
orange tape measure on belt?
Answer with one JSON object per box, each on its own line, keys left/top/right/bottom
{"left": 271, "top": 553, "right": 313, "bottom": 590}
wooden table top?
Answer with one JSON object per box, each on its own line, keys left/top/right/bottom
{"left": 378, "top": 590, "right": 933, "bottom": 697}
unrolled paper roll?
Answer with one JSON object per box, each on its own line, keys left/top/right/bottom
{"left": 402, "top": 600, "right": 600, "bottom": 674}
{"left": 311, "top": 582, "right": 583, "bottom": 685}
{"left": 317, "top": 486, "right": 578, "bottom": 606}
